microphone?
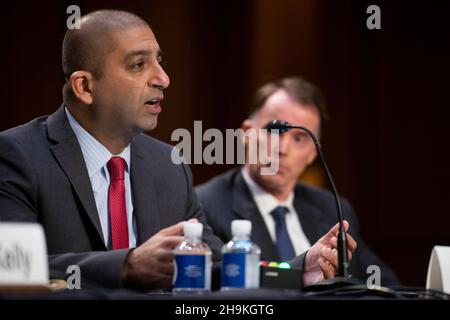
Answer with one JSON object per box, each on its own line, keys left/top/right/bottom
{"left": 264, "top": 120, "right": 351, "bottom": 283}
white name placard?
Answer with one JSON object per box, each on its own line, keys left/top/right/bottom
{"left": 426, "top": 245, "right": 450, "bottom": 294}
{"left": 0, "top": 223, "right": 48, "bottom": 285}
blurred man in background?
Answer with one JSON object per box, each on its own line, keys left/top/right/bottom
{"left": 196, "top": 77, "right": 399, "bottom": 286}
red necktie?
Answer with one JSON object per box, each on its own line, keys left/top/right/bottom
{"left": 107, "top": 157, "right": 129, "bottom": 250}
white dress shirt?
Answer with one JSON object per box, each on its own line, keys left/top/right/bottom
{"left": 65, "top": 107, "right": 137, "bottom": 248}
{"left": 241, "top": 168, "right": 311, "bottom": 255}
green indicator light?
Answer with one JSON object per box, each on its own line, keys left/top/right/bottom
{"left": 278, "top": 262, "right": 291, "bottom": 269}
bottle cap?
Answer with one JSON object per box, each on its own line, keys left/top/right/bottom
{"left": 231, "top": 220, "right": 252, "bottom": 236}
{"left": 183, "top": 222, "right": 203, "bottom": 238}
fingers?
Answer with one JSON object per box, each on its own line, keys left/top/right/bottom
{"left": 320, "top": 246, "right": 353, "bottom": 276}
{"left": 324, "top": 247, "right": 353, "bottom": 266}
{"left": 323, "top": 223, "right": 339, "bottom": 241}
{"left": 323, "top": 220, "right": 349, "bottom": 241}
{"left": 159, "top": 235, "right": 185, "bottom": 249}
{"left": 328, "top": 232, "right": 357, "bottom": 253}
{"left": 158, "top": 219, "right": 200, "bottom": 236}
{"left": 318, "top": 258, "right": 335, "bottom": 279}
{"left": 159, "top": 221, "right": 185, "bottom": 236}
{"left": 158, "top": 261, "right": 175, "bottom": 276}
{"left": 139, "top": 235, "right": 184, "bottom": 262}
{"left": 321, "top": 246, "right": 339, "bottom": 271}
{"left": 345, "top": 232, "right": 357, "bottom": 252}
{"left": 148, "top": 248, "right": 175, "bottom": 274}
{"left": 156, "top": 247, "right": 179, "bottom": 262}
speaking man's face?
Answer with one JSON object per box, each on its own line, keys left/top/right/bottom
{"left": 246, "top": 89, "right": 320, "bottom": 196}
{"left": 91, "top": 26, "right": 170, "bottom": 137}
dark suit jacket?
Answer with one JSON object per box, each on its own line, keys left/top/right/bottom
{"left": 196, "top": 168, "right": 400, "bottom": 286}
{"left": 0, "top": 106, "right": 223, "bottom": 288}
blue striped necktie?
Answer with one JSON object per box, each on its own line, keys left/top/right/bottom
{"left": 270, "top": 206, "right": 296, "bottom": 261}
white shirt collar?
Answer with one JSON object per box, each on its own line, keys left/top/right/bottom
{"left": 241, "top": 167, "right": 294, "bottom": 216}
{"left": 65, "top": 107, "right": 131, "bottom": 178}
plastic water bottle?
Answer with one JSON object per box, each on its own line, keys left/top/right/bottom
{"left": 221, "top": 220, "right": 261, "bottom": 290}
{"left": 172, "top": 222, "right": 212, "bottom": 294}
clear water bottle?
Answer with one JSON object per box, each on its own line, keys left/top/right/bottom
{"left": 221, "top": 220, "right": 261, "bottom": 290}
{"left": 172, "top": 222, "right": 212, "bottom": 294}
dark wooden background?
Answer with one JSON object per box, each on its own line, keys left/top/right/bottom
{"left": 1, "top": 0, "right": 449, "bottom": 286}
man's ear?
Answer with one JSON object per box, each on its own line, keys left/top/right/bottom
{"left": 69, "top": 71, "right": 94, "bottom": 105}
{"left": 306, "top": 146, "right": 318, "bottom": 165}
{"left": 241, "top": 119, "right": 252, "bottom": 132}
{"left": 240, "top": 119, "right": 253, "bottom": 145}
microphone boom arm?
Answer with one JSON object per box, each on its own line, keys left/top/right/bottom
{"left": 265, "top": 120, "right": 350, "bottom": 278}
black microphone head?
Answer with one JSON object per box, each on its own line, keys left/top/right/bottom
{"left": 264, "top": 120, "right": 292, "bottom": 133}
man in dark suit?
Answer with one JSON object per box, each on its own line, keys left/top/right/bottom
{"left": 0, "top": 10, "right": 223, "bottom": 290}
{"left": 0, "top": 11, "right": 355, "bottom": 290}
{"left": 196, "top": 77, "right": 399, "bottom": 286}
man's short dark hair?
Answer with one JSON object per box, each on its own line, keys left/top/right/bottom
{"left": 62, "top": 10, "right": 149, "bottom": 103}
{"left": 249, "top": 77, "right": 329, "bottom": 131}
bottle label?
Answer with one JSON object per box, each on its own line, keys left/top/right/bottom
{"left": 221, "top": 252, "right": 246, "bottom": 288}
{"left": 173, "top": 254, "right": 211, "bottom": 289}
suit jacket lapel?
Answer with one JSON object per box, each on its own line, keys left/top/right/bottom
{"left": 231, "top": 170, "right": 280, "bottom": 261}
{"left": 46, "top": 106, "right": 105, "bottom": 246}
{"left": 130, "top": 137, "right": 161, "bottom": 245}
{"left": 293, "top": 187, "right": 330, "bottom": 244}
